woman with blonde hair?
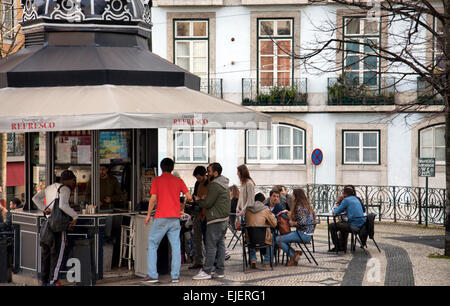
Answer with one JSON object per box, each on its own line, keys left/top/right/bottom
{"left": 236, "top": 165, "right": 255, "bottom": 217}
{"left": 276, "top": 188, "right": 316, "bottom": 266}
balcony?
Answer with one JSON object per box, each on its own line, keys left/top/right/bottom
{"left": 200, "top": 78, "right": 223, "bottom": 99}
{"left": 417, "top": 77, "right": 444, "bottom": 105}
{"left": 327, "top": 75, "right": 395, "bottom": 106}
{"left": 242, "top": 78, "right": 308, "bottom": 106}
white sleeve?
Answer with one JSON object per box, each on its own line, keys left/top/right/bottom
{"left": 32, "top": 190, "right": 46, "bottom": 211}
{"left": 58, "top": 186, "right": 78, "bottom": 219}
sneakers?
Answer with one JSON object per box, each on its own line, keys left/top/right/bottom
{"left": 172, "top": 279, "right": 180, "bottom": 283}
{"left": 192, "top": 270, "right": 212, "bottom": 280}
{"left": 141, "top": 275, "right": 159, "bottom": 283}
{"left": 263, "top": 263, "right": 271, "bottom": 269}
{"left": 214, "top": 273, "right": 225, "bottom": 278}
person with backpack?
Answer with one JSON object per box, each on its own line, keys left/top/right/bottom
{"left": 32, "top": 170, "right": 78, "bottom": 286}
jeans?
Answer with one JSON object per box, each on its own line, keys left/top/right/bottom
{"left": 277, "top": 231, "right": 311, "bottom": 258}
{"left": 192, "top": 212, "right": 205, "bottom": 265}
{"left": 147, "top": 218, "right": 181, "bottom": 280}
{"left": 203, "top": 221, "right": 228, "bottom": 275}
{"left": 249, "top": 246, "right": 271, "bottom": 263}
{"left": 329, "top": 221, "right": 359, "bottom": 250}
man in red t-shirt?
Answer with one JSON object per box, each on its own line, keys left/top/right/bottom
{"left": 142, "top": 158, "right": 192, "bottom": 284}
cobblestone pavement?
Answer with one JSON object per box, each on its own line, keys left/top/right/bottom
{"left": 92, "top": 222, "right": 449, "bottom": 287}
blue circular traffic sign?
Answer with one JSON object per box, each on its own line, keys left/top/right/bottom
{"left": 311, "top": 148, "right": 323, "bottom": 166}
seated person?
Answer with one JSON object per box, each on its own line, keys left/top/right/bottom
{"left": 265, "top": 189, "right": 285, "bottom": 217}
{"left": 0, "top": 198, "right": 24, "bottom": 232}
{"left": 276, "top": 188, "right": 316, "bottom": 266}
{"left": 245, "top": 193, "right": 277, "bottom": 269}
{"left": 329, "top": 187, "right": 366, "bottom": 253}
{"left": 86, "top": 165, "right": 125, "bottom": 210}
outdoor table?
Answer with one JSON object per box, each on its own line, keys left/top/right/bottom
{"left": 316, "top": 212, "right": 336, "bottom": 252}
{"left": 317, "top": 211, "right": 369, "bottom": 254}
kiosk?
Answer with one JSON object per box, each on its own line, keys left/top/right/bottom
{"left": 0, "top": 0, "right": 271, "bottom": 285}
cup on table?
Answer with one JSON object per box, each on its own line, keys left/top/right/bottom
{"left": 82, "top": 209, "right": 87, "bottom": 215}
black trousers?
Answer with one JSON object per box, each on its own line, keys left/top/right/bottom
{"left": 41, "top": 231, "right": 68, "bottom": 284}
{"left": 328, "top": 221, "right": 352, "bottom": 251}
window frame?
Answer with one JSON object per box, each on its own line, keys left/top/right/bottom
{"left": 419, "top": 124, "right": 445, "bottom": 166}
{"left": 433, "top": 16, "right": 444, "bottom": 71}
{"left": 343, "top": 130, "right": 380, "bottom": 165}
{"left": 173, "top": 19, "right": 210, "bottom": 83}
{"left": 174, "top": 130, "right": 210, "bottom": 164}
{"left": 342, "top": 16, "right": 382, "bottom": 89}
{"left": 246, "top": 123, "right": 306, "bottom": 164}
{"left": 257, "top": 18, "right": 294, "bottom": 88}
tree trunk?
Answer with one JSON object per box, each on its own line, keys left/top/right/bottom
{"left": 445, "top": 102, "right": 450, "bottom": 256}
{"left": 0, "top": 133, "right": 7, "bottom": 206}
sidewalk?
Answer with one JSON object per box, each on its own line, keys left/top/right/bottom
{"left": 96, "top": 222, "right": 449, "bottom": 286}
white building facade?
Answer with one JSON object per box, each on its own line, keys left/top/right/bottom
{"left": 151, "top": 0, "right": 445, "bottom": 189}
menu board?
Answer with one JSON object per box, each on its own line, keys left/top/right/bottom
{"left": 99, "top": 131, "right": 131, "bottom": 164}
{"left": 55, "top": 131, "right": 92, "bottom": 164}
{"left": 141, "top": 168, "right": 156, "bottom": 201}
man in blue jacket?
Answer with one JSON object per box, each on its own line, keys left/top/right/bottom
{"left": 328, "top": 187, "right": 366, "bottom": 253}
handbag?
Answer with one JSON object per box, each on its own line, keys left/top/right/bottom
{"left": 277, "top": 214, "right": 291, "bottom": 235}
{"left": 39, "top": 219, "right": 54, "bottom": 248}
{"left": 47, "top": 185, "right": 73, "bottom": 233}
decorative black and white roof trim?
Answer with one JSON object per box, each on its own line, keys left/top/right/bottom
{"left": 20, "top": 0, "right": 152, "bottom": 28}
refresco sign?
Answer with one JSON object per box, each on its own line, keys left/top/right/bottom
{"left": 11, "top": 121, "right": 56, "bottom": 131}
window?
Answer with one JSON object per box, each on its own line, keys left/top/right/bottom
{"left": 175, "top": 131, "right": 209, "bottom": 163}
{"left": 343, "top": 131, "right": 379, "bottom": 164}
{"left": 434, "top": 17, "right": 444, "bottom": 71}
{"left": 343, "top": 16, "right": 380, "bottom": 87}
{"left": 420, "top": 125, "right": 445, "bottom": 164}
{"left": 1, "top": 0, "right": 14, "bottom": 39}
{"left": 258, "top": 19, "right": 293, "bottom": 87}
{"left": 7, "top": 133, "right": 24, "bottom": 157}
{"left": 174, "top": 20, "right": 209, "bottom": 81}
{"left": 246, "top": 124, "right": 305, "bottom": 164}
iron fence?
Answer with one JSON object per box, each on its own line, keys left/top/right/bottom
{"left": 327, "top": 76, "right": 396, "bottom": 105}
{"left": 253, "top": 184, "right": 446, "bottom": 226}
{"left": 242, "top": 78, "right": 308, "bottom": 106}
{"left": 200, "top": 78, "right": 223, "bottom": 99}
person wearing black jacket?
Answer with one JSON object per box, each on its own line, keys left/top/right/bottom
{"left": 189, "top": 166, "right": 208, "bottom": 270}
{"left": 0, "top": 198, "right": 23, "bottom": 232}
{"left": 229, "top": 185, "right": 239, "bottom": 230}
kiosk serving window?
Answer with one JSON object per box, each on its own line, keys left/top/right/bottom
{"left": 31, "top": 132, "right": 47, "bottom": 196}
{"left": 54, "top": 131, "right": 92, "bottom": 209}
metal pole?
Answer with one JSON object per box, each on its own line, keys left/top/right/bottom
{"left": 425, "top": 177, "right": 429, "bottom": 227}
{"left": 418, "top": 187, "right": 422, "bottom": 225}
{"left": 393, "top": 186, "right": 397, "bottom": 223}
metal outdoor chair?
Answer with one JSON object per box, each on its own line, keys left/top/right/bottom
{"left": 275, "top": 223, "right": 318, "bottom": 266}
{"left": 227, "top": 213, "right": 242, "bottom": 250}
{"left": 350, "top": 213, "right": 381, "bottom": 254}
{"left": 241, "top": 225, "right": 274, "bottom": 272}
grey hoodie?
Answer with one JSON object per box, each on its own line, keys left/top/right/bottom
{"left": 246, "top": 201, "right": 267, "bottom": 214}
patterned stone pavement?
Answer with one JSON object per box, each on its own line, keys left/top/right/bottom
{"left": 94, "top": 222, "right": 449, "bottom": 287}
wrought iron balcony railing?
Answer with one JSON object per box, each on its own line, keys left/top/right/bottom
{"left": 242, "top": 78, "right": 308, "bottom": 106}
{"left": 200, "top": 78, "right": 223, "bottom": 99}
{"left": 417, "top": 77, "right": 444, "bottom": 105}
{"left": 252, "top": 184, "right": 446, "bottom": 226}
{"left": 327, "top": 75, "right": 396, "bottom": 106}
